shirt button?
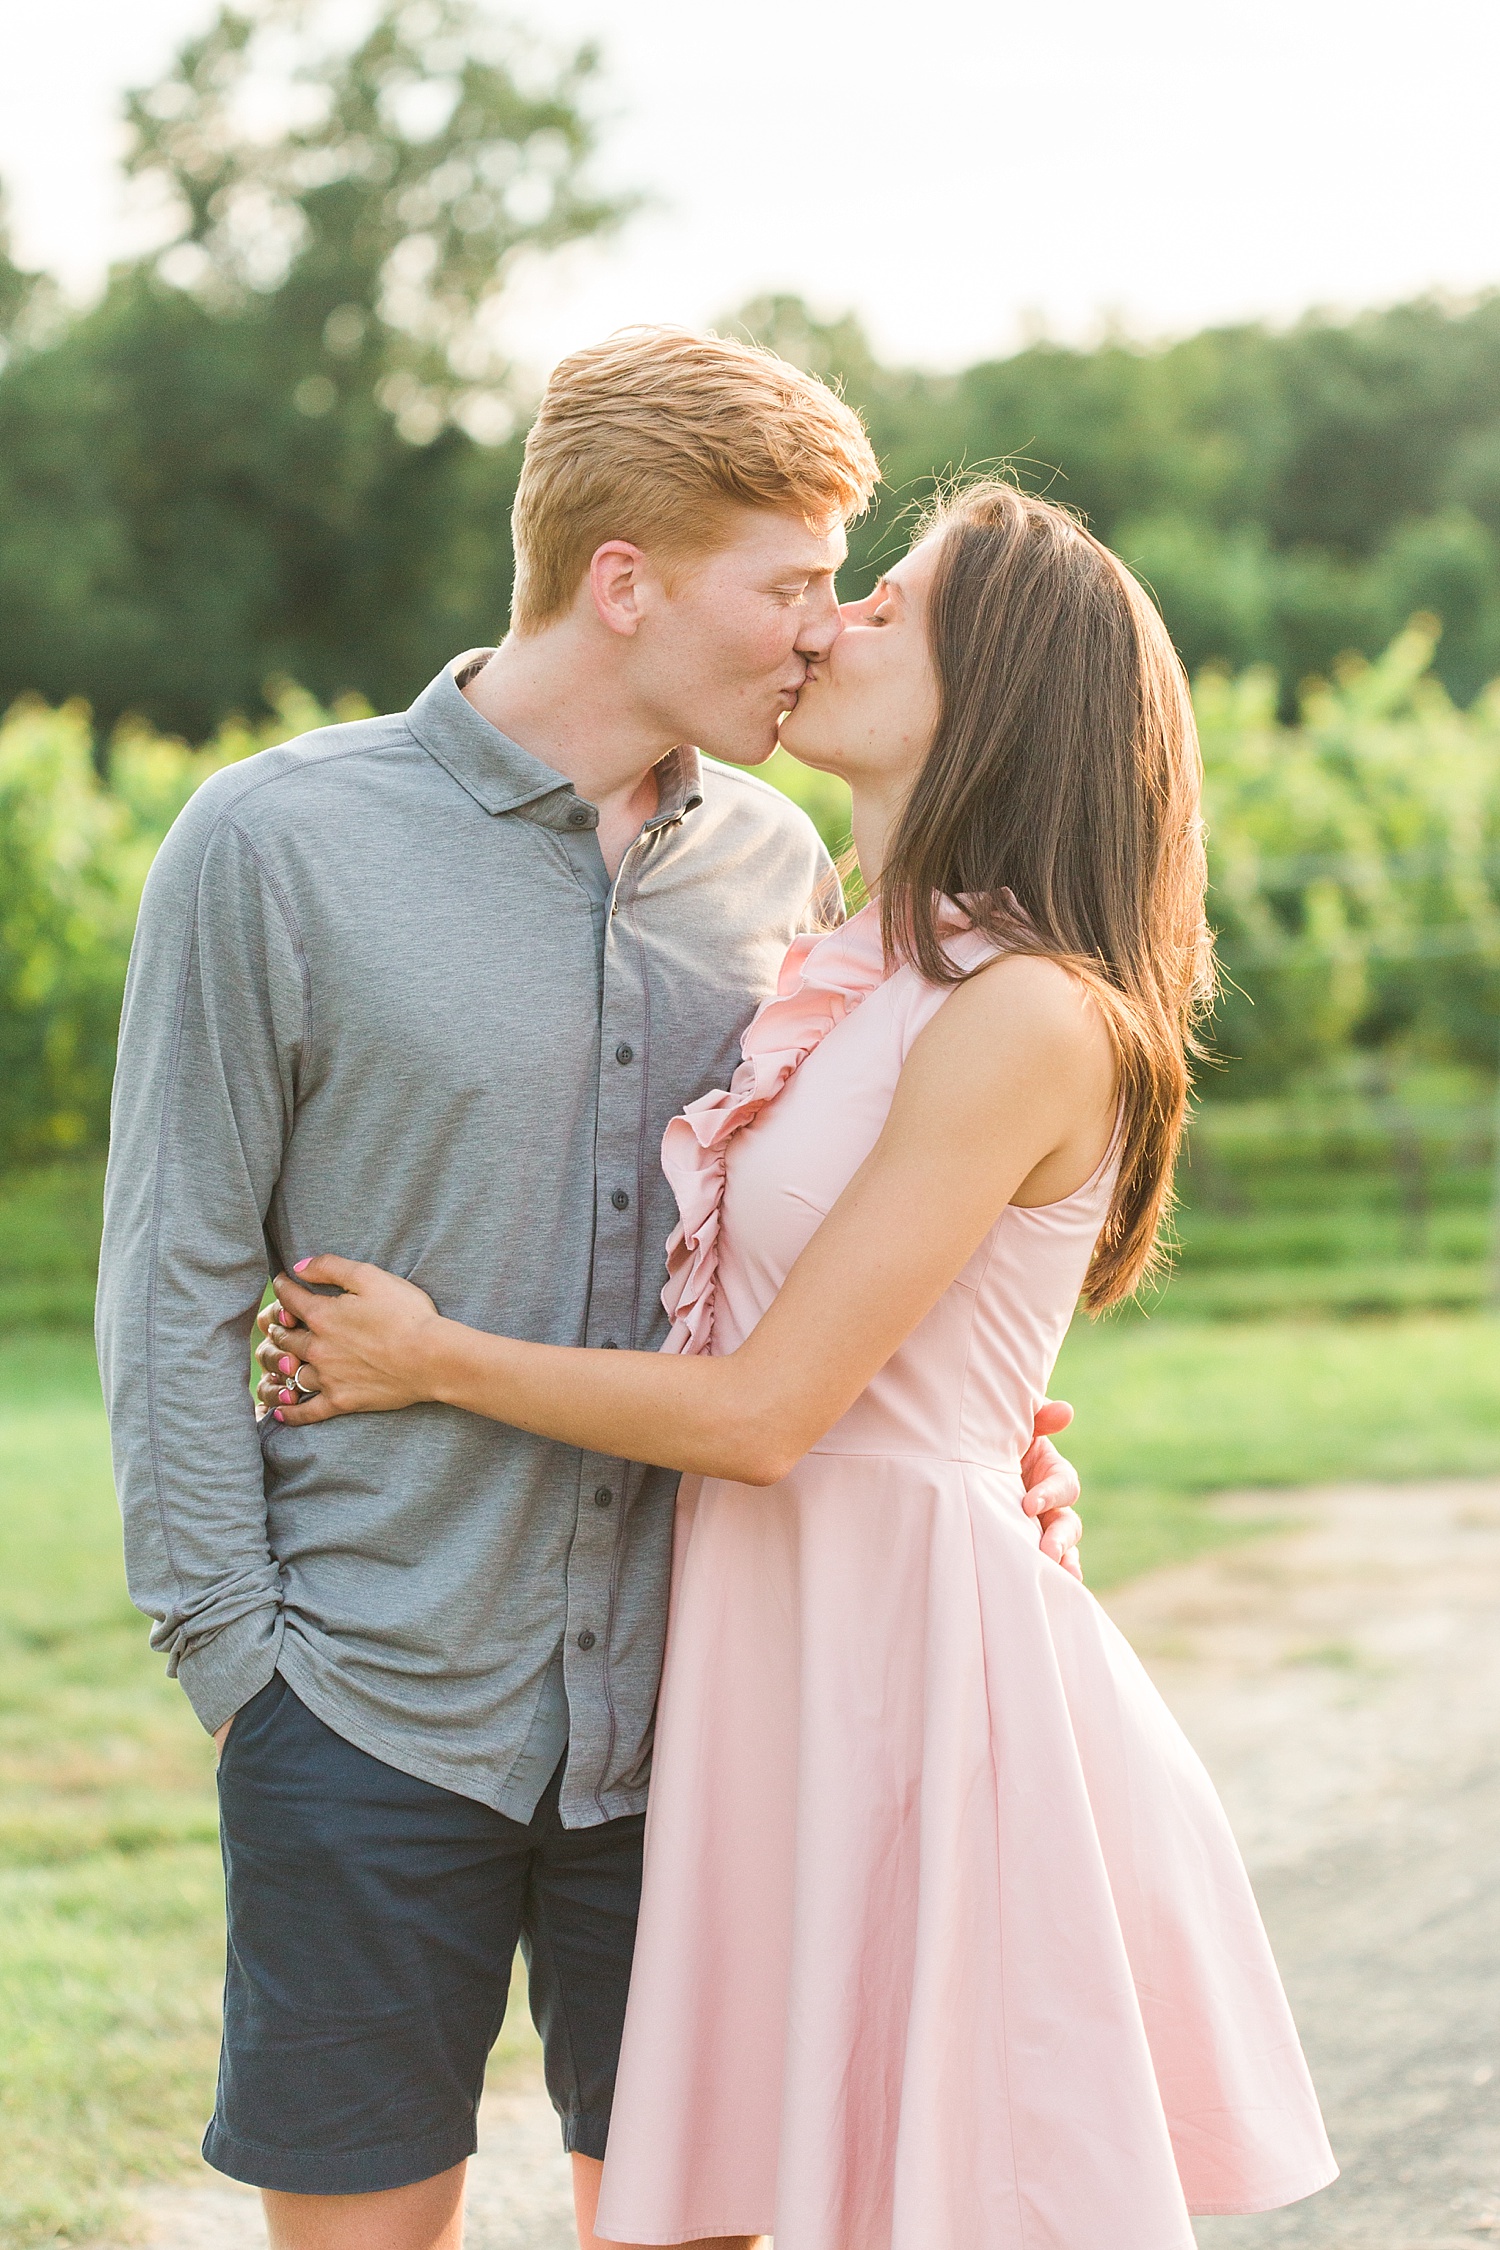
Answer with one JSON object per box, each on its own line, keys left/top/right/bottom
{"left": 576, "top": 1629, "right": 597, "bottom": 1651}
{"left": 600, "top": 1340, "right": 618, "bottom": 1350}
{"left": 594, "top": 1485, "right": 613, "bottom": 1509}
{"left": 615, "top": 1043, "right": 634, "bottom": 1065}
{"left": 611, "top": 1188, "right": 630, "bottom": 1210}
{"left": 567, "top": 805, "right": 591, "bottom": 828}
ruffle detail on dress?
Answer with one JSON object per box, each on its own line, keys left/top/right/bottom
{"left": 660, "top": 905, "right": 890, "bottom": 1355}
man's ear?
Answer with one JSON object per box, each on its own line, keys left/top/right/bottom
{"left": 588, "top": 541, "right": 651, "bottom": 637}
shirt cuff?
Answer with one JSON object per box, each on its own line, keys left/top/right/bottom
{"left": 174, "top": 1606, "right": 285, "bottom": 1733}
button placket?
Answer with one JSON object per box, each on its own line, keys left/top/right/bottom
{"left": 564, "top": 848, "right": 652, "bottom": 1816}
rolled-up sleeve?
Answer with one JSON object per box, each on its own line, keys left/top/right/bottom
{"left": 96, "top": 785, "right": 308, "bottom": 1731}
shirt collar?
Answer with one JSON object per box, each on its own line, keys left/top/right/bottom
{"left": 645, "top": 743, "right": 705, "bottom": 828}
{"left": 407, "top": 651, "right": 705, "bottom": 833}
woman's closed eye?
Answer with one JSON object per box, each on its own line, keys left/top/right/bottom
{"left": 860, "top": 576, "right": 897, "bottom": 625}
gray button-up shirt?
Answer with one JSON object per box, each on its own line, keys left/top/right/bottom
{"left": 96, "top": 656, "right": 833, "bottom": 1826}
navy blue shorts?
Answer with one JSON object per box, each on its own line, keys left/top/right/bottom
{"left": 204, "top": 1674, "right": 645, "bottom": 2195}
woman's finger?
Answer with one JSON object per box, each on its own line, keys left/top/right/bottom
{"left": 272, "top": 1272, "right": 321, "bottom": 1324}
{"left": 273, "top": 1256, "right": 366, "bottom": 1322}
{"left": 255, "top": 1334, "right": 307, "bottom": 1376}
{"left": 289, "top": 1253, "right": 363, "bottom": 1291}
{"left": 257, "top": 1355, "right": 324, "bottom": 1402}
{"left": 270, "top": 1390, "right": 337, "bottom": 1427}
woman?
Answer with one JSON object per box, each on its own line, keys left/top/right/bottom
{"left": 258, "top": 481, "right": 1336, "bottom": 2247}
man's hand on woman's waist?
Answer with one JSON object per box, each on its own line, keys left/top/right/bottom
{"left": 252, "top": 1273, "right": 1087, "bottom": 1580}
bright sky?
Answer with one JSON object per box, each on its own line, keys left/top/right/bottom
{"left": 3, "top": 0, "right": 1499, "bottom": 373}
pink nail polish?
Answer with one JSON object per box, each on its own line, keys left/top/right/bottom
{"left": 273, "top": 1409, "right": 284, "bottom": 1422}
{"left": 278, "top": 1356, "right": 294, "bottom": 1376}
{"left": 279, "top": 1388, "right": 294, "bottom": 1404}
{"left": 294, "top": 1258, "right": 311, "bottom": 1273}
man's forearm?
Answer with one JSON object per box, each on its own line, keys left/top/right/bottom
{"left": 98, "top": 785, "right": 301, "bottom": 1729}
{"left": 98, "top": 1199, "right": 287, "bottom": 1728}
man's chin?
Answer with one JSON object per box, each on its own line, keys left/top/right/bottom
{"left": 701, "top": 729, "right": 782, "bottom": 769}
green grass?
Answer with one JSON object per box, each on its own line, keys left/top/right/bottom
{"left": 0, "top": 1163, "right": 105, "bottom": 1332}
{"left": 1054, "top": 1306, "right": 1500, "bottom": 1585}
{"left": 0, "top": 1336, "right": 537, "bottom": 2247}
{"left": 4, "top": 1237, "right": 1500, "bottom": 2236}
{"left": 0, "top": 1335, "right": 221, "bottom": 2243}
{"left": 1168, "top": 1081, "right": 1500, "bottom": 1316}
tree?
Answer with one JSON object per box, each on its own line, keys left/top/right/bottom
{"left": 0, "top": 1, "right": 628, "bottom": 736}
{"left": 123, "top": 0, "right": 625, "bottom": 440}
{"left": 0, "top": 193, "right": 58, "bottom": 363}
{"left": 736, "top": 292, "right": 1500, "bottom": 706}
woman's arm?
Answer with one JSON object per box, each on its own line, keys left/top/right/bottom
{"left": 270, "top": 955, "right": 1117, "bottom": 1486}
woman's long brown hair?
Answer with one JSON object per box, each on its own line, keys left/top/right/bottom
{"left": 879, "top": 480, "right": 1214, "bottom": 1309}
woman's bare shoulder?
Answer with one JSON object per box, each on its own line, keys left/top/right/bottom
{"left": 936, "top": 951, "right": 1113, "bottom": 1067}
{"left": 882, "top": 950, "right": 1115, "bottom": 1150}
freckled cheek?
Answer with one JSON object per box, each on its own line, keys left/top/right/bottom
{"left": 730, "top": 631, "right": 801, "bottom": 698}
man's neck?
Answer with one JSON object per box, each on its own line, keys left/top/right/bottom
{"left": 462, "top": 626, "right": 674, "bottom": 878}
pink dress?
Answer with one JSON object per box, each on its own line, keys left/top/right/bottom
{"left": 594, "top": 904, "right": 1336, "bottom": 2250}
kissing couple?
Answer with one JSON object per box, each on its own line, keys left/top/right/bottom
{"left": 98, "top": 328, "right": 1335, "bottom": 2249}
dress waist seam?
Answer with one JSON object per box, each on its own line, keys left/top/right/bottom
{"left": 802, "top": 1447, "right": 1024, "bottom": 1474}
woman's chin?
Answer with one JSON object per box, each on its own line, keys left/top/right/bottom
{"left": 776, "top": 712, "right": 830, "bottom": 768}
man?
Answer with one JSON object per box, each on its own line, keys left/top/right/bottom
{"left": 97, "top": 327, "right": 1083, "bottom": 2250}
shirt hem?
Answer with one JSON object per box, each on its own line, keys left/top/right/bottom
{"left": 274, "top": 1641, "right": 647, "bottom": 1827}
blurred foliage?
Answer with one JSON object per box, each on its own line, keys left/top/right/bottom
{"left": 1199, "top": 623, "right": 1500, "bottom": 1088}
{"left": 2, "top": 7, "right": 1500, "bottom": 733}
{"left": 2, "top": 0, "right": 1500, "bottom": 1164}
{"left": 734, "top": 292, "right": 1500, "bottom": 710}
{"left": 0, "top": 0, "right": 625, "bottom": 737}
{"left": 0, "top": 685, "right": 361, "bottom": 1167}
{"left": 768, "top": 627, "right": 1500, "bottom": 1090}
{"left": 5, "top": 635, "right": 1500, "bottom": 1168}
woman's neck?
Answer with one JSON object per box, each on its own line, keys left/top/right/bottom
{"left": 847, "top": 774, "right": 908, "bottom": 897}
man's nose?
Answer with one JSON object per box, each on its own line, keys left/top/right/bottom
{"left": 795, "top": 583, "right": 845, "bottom": 660}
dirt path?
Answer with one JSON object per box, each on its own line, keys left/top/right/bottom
{"left": 1112, "top": 1478, "right": 1500, "bottom": 2249}
{"left": 119, "top": 2071, "right": 578, "bottom": 2250}
{"left": 113, "top": 1478, "right": 1500, "bottom": 2249}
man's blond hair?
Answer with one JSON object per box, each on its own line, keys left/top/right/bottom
{"left": 509, "top": 327, "right": 880, "bottom": 631}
